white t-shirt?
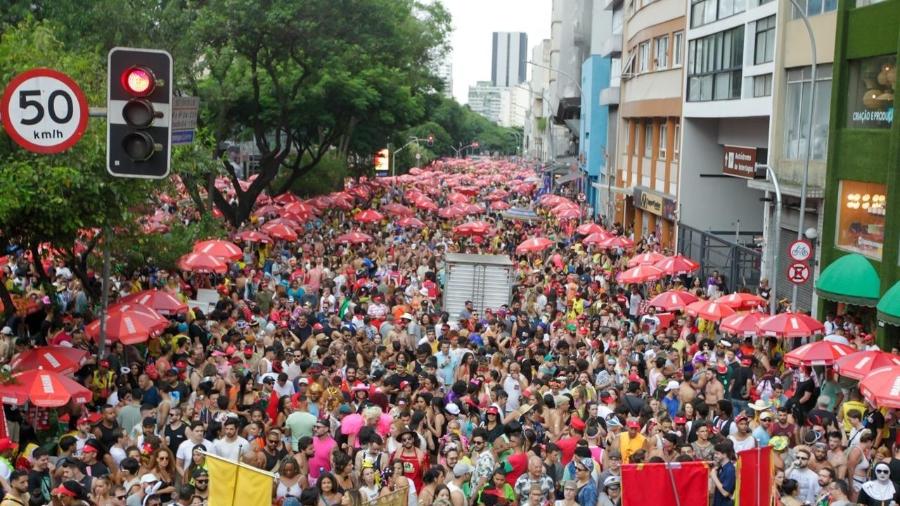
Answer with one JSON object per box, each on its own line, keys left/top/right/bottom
{"left": 273, "top": 381, "right": 295, "bottom": 398}
{"left": 212, "top": 436, "right": 251, "bottom": 461}
{"left": 110, "top": 446, "right": 128, "bottom": 466}
{"left": 177, "top": 438, "right": 213, "bottom": 469}
{"left": 503, "top": 375, "right": 523, "bottom": 411}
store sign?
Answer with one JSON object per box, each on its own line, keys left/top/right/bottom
{"left": 633, "top": 186, "right": 677, "bottom": 221}
{"left": 722, "top": 145, "right": 758, "bottom": 179}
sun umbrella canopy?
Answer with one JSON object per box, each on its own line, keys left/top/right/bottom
{"left": 282, "top": 202, "right": 319, "bottom": 217}
{"left": 355, "top": 210, "right": 384, "bottom": 223}
{"left": 834, "top": 351, "right": 900, "bottom": 380}
{"left": 335, "top": 231, "right": 374, "bottom": 244}
{"left": 648, "top": 290, "right": 699, "bottom": 311}
{"left": 555, "top": 208, "right": 581, "bottom": 220}
{"left": 177, "top": 252, "right": 228, "bottom": 274}
{"left": 576, "top": 223, "right": 606, "bottom": 235}
{"left": 516, "top": 237, "right": 553, "bottom": 254}
{"left": 454, "top": 221, "right": 492, "bottom": 236}
{"left": 489, "top": 201, "right": 511, "bottom": 211}
{"left": 10, "top": 346, "right": 88, "bottom": 374}
{"left": 627, "top": 252, "right": 666, "bottom": 267}
{"left": 654, "top": 255, "right": 700, "bottom": 275}
{"left": 719, "top": 311, "right": 767, "bottom": 337}
{"left": 597, "top": 236, "right": 635, "bottom": 250}
{"left": 583, "top": 231, "right": 613, "bottom": 245}
{"left": 0, "top": 370, "right": 92, "bottom": 407}
{"left": 716, "top": 292, "right": 767, "bottom": 310}
{"left": 260, "top": 222, "right": 299, "bottom": 242}
{"left": 685, "top": 300, "right": 736, "bottom": 322}
{"left": 756, "top": 312, "right": 825, "bottom": 338}
{"left": 396, "top": 217, "right": 425, "bottom": 229}
{"left": 617, "top": 265, "right": 665, "bottom": 284}
{"left": 234, "top": 230, "right": 273, "bottom": 244}
{"left": 86, "top": 305, "right": 169, "bottom": 344}
{"left": 859, "top": 365, "right": 900, "bottom": 409}
{"left": 192, "top": 239, "right": 242, "bottom": 261}
{"left": 118, "top": 289, "right": 188, "bottom": 315}
{"left": 784, "top": 340, "right": 855, "bottom": 366}
{"left": 381, "top": 203, "right": 414, "bottom": 217}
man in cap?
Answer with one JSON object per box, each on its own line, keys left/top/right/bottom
{"left": 615, "top": 419, "right": 649, "bottom": 464}
{"left": 448, "top": 461, "right": 472, "bottom": 506}
{"left": 599, "top": 476, "right": 622, "bottom": 506}
{"left": 728, "top": 414, "right": 756, "bottom": 453}
{"left": 51, "top": 480, "right": 87, "bottom": 506}
{"left": 191, "top": 468, "right": 210, "bottom": 501}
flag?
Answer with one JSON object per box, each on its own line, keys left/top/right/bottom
{"left": 736, "top": 446, "right": 775, "bottom": 506}
{"left": 621, "top": 461, "right": 709, "bottom": 506}
{"left": 205, "top": 452, "right": 275, "bottom": 506}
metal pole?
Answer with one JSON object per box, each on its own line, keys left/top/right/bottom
{"left": 98, "top": 226, "right": 111, "bottom": 358}
{"left": 788, "top": 0, "right": 817, "bottom": 312}
{"left": 527, "top": 60, "right": 583, "bottom": 96}
{"left": 764, "top": 165, "right": 783, "bottom": 316}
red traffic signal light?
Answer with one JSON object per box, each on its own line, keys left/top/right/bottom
{"left": 121, "top": 66, "right": 156, "bottom": 96}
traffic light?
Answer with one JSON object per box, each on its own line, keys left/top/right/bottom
{"left": 427, "top": 134, "right": 434, "bottom": 146}
{"left": 374, "top": 148, "right": 390, "bottom": 173}
{"left": 107, "top": 47, "right": 173, "bottom": 179}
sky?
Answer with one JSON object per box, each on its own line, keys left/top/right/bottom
{"left": 440, "top": 0, "right": 552, "bottom": 104}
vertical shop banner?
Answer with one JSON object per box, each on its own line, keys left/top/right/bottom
{"left": 205, "top": 452, "right": 275, "bottom": 506}
{"left": 621, "top": 461, "right": 710, "bottom": 506}
{"left": 736, "top": 446, "right": 775, "bottom": 506}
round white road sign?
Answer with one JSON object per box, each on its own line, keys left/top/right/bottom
{"left": 1, "top": 68, "right": 89, "bottom": 154}
{"left": 788, "top": 239, "right": 813, "bottom": 262}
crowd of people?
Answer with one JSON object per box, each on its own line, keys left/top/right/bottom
{"left": 0, "top": 159, "right": 897, "bottom": 506}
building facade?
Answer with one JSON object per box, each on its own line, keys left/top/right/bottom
{"left": 526, "top": 40, "right": 553, "bottom": 161}
{"left": 613, "top": 0, "right": 687, "bottom": 249}
{"left": 467, "top": 81, "right": 503, "bottom": 123}
{"left": 492, "top": 32, "right": 529, "bottom": 87}
{"left": 817, "top": 0, "right": 899, "bottom": 343}
{"left": 580, "top": 0, "right": 614, "bottom": 217}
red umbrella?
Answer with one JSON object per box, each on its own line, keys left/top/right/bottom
{"left": 576, "top": 223, "right": 605, "bottom": 235}
{"left": 716, "top": 292, "right": 767, "bottom": 310}
{"left": 118, "top": 289, "right": 188, "bottom": 315}
{"left": 461, "top": 204, "right": 485, "bottom": 215}
{"left": 597, "top": 236, "right": 635, "bottom": 250}
{"left": 490, "top": 201, "right": 511, "bottom": 211}
{"left": 10, "top": 346, "right": 88, "bottom": 374}
{"left": 719, "top": 311, "right": 767, "bottom": 337}
{"left": 516, "top": 237, "right": 553, "bottom": 254}
{"left": 654, "top": 255, "right": 701, "bottom": 275}
{"left": 583, "top": 231, "right": 613, "bottom": 245}
{"left": 282, "top": 202, "right": 318, "bottom": 216}
{"left": 438, "top": 206, "right": 466, "bottom": 219}
{"left": 447, "top": 193, "right": 469, "bottom": 205}
{"left": 859, "top": 365, "right": 900, "bottom": 409}
{"left": 834, "top": 351, "right": 900, "bottom": 381}
{"left": 784, "top": 340, "right": 855, "bottom": 366}
{"left": 0, "top": 370, "right": 92, "bottom": 407}
{"left": 86, "top": 305, "right": 169, "bottom": 344}
{"left": 648, "top": 290, "right": 699, "bottom": 311}
{"left": 252, "top": 204, "right": 281, "bottom": 218}
{"left": 685, "top": 300, "right": 736, "bottom": 322}
{"left": 756, "top": 313, "right": 825, "bottom": 338}
{"left": 381, "top": 203, "right": 414, "bottom": 217}
{"left": 397, "top": 217, "right": 425, "bottom": 229}
{"left": 355, "top": 210, "right": 384, "bottom": 223}
{"left": 260, "top": 222, "right": 299, "bottom": 242}
{"left": 267, "top": 217, "right": 303, "bottom": 230}
{"left": 555, "top": 208, "right": 581, "bottom": 220}
{"left": 192, "top": 239, "right": 242, "bottom": 261}
{"left": 413, "top": 198, "right": 438, "bottom": 212}
{"left": 177, "top": 252, "right": 228, "bottom": 273}
{"left": 617, "top": 265, "right": 665, "bottom": 284}
{"left": 627, "top": 252, "right": 666, "bottom": 267}
{"left": 235, "top": 230, "right": 273, "bottom": 244}
{"left": 335, "top": 231, "right": 374, "bottom": 244}
{"left": 454, "top": 221, "right": 492, "bottom": 236}
{"left": 274, "top": 193, "right": 301, "bottom": 205}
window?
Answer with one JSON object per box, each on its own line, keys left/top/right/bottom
{"left": 791, "top": 0, "right": 836, "bottom": 18}
{"left": 754, "top": 16, "right": 776, "bottom": 65}
{"left": 659, "top": 123, "right": 668, "bottom": 160}
{"left": 639, "top": 42, "right": 650, "bottom": 73}
{"left": 632, "top": 122, "right": 639, "bottom": 156}
{"left": 846, "top": 55, "right": 896, "bottom": 129}
{"left": 673, "top": 123, "right": 681, "bottom": 162}
{"left": 836, "top": 180, "right": 886, "bottom": 260}
{"left": 687, "top": 26, "right": 745, "bottom": 101}
{"left": 753, "top": 74, "right": 772, "bottom": 97}
{"left": 783, "top": 64, "right": 832, "bottom": 160}
{"left": 691, "top": 0, "right": 745, "bottom": 27}
{"left": 655, "top": 36, "right": 669, "bottom": 70}
{"left": 673, "top": 32, "right": 684, "bottom": 67}
{"left": 643, "top": 123, "right": 652, "bottom": 158}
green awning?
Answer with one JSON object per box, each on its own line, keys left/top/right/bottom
{"left": 877, "top": 281, "right": 900, "bottom": 326}
{"left": 815, "top": 253, "right": 880, "bottom": 306}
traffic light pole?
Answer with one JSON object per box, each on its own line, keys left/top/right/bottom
{"left": 98, "top": 226, "right": 111, "bottom": 357}
{"left": 392, "top": 137, "right": 421, "bottom": 176}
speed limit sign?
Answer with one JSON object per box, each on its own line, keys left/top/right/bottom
{"left": 1, "top": 68, "right": 89, "bottom": 154}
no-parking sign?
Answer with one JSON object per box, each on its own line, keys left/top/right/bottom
{"left": 1, "top": 68, "right": 89, "bottom": 154}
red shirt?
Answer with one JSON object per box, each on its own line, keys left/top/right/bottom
{"left": 505, "top": 451, "right": 529, "bottom": 486}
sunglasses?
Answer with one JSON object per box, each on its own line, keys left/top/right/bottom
{"left": 196, "top": 479, "right": 209, "bottom": 483}
{"left": 401, "top": 437, "right": 414, "bottom": 443}
{"left": 116, "top": 495, "right": 127, "bottom": 500}
{"left": 875, "top": 469, "right": 890, "bottom": 475}
{"left": 473, "top": 440, "right": 485, "bottom": 445}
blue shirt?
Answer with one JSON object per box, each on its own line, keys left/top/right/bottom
{"left": 577, "top": 480, "right": 599, "bottom": 506}
{"left": 713, "top": 461, "right": 736, "bottom": 506}
{"left": 663, "top": 395, "right": 681, "bottom": 418}
{"left": 752, "top": 425, "right": 771, "bottom": 446}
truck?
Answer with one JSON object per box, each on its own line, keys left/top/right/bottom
{"left": 442, "top": 253, "right": 516, "bottom": 320}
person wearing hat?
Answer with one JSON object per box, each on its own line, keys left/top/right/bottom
{"left": 615, "top": 418, "right": 649, "bottom": 464}
{"left": 598, "top": 475, "right": 622, "bottom": 506}
{"left": 51, "top": 480, "right": 87, "bottom": 506}
{"left": 573, "top": 457, "right": 599, "bottom": 506}
{"left": 391, "top": 426, "right": 429, "bottom": 492}
{"left": 728, "top": 414, "right": 757, "bottom": 453}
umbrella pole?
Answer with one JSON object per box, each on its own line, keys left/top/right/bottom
{"left": 98, "top": 226, "right": 112, "bottom": 359}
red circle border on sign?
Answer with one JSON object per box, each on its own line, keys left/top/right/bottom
{"left": 786, "top": 261, "right": 810, "bottom": 285}
{"left": 1, "top": 68, "right": 90, "bottom": 154}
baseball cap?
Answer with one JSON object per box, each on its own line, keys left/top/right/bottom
{"left": 626, "top": 419, "right": 641, "bottom": 429}
{"left": 664, "top": 380, "right": 680, "bottom": 392}
{"left": 452, "top": 462, "right": 474, "bottom": 477}
{"left": 0, "top": 438, "right": 17, "bottom": 453}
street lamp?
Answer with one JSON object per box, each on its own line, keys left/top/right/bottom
{"left": 392, "top": 136, "right": 420, "bottom": 176}
{"left": 527, "top": 60, "right": 583, "bottom": 96}
{"left": 450, "top": 141, "right": 479, "bottom": 158}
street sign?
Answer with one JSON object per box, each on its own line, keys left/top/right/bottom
{"left": 788, "top": 239, "right": 813, "bottom": 262}
{"left": 578, "top": 192, "right": 586, "bottom": 202}
{"left": 1, "top": 68, "right": 89, "bottom": 154}
{"left": 787, "top": 262, "right": 810, "bottom": 285}
{"left": 415, "top": 153, "right": 421, "bottom": 161}
{"left": 171, "top": 96, "right": 199, "bottom": 145}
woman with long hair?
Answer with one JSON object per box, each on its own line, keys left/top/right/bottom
{"left": 184, "top": 445, "right": 207, "bottom": 485}
{"left": 148, "top": 447, "right": 178, "bottom": 503}
{"left": 317, "top": 472, "right": 343, "bottom": 506}
{"left": 340, "top": 490, "right": 364, "bottom": 506}
{"left": 332, "top": 451, "right": 357, "bottom": 492}
{"left": 276, "top": 458, "right": 303, "bottom": 503}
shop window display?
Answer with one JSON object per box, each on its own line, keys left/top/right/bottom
{"left": 836, "top": 180, "right": 886, "bottom": 260}
{"left": 846, "top": 54, "right": 896, "bottom": 129}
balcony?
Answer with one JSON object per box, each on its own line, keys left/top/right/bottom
{"left": 599, "top": 35, "right": 623, "bottom": 58}
{"left": 599, "top": 86, "right": 620, "bottom": 105}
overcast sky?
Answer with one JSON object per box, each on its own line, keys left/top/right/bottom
{"left": 440, "top": 0, "right": 552, "bottom": 103}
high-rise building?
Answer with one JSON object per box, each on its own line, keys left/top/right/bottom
{"left": 435, "top": 59, "right": 454, "bottom": 99}
{"left": 492, "top": 32, "right": 529, "bottom": 87}
{"left": 467, "top": 81, "right": 503, "bottom": 123}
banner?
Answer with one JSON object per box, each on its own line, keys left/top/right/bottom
{"left": 205, "top": 452, "right": 275, "bottom": 506}
{"left": 366, "top": 487, "right": 409, "bottom": 506}
{"left": 736, "top": 446, "right": 775, "bottom": 506}
{"left": 621, "top": 461, "right": 710, "bottom": 506}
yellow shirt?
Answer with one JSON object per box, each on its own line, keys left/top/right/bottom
{"left": 841, "top": 400, "right": 867, "bottom": 433}
{"left": 619, "top": 432, "right": 646, "bottom": 463}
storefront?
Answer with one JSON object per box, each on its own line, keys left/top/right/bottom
{"left": 631, "top": 186, "right": 677, "bottom": 250}
{"left": 818, "top": 0, "right": 899, "bottom": 346}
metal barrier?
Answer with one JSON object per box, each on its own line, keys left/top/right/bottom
{"left": 677, "top": 224, "right": 763, "bottom": 293}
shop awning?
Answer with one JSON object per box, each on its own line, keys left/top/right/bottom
{"left": 877, "top": 281, "right": 900, "bottom": 326}
{"left": 815, "top": 253, "right": 880, "bottom": 306}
